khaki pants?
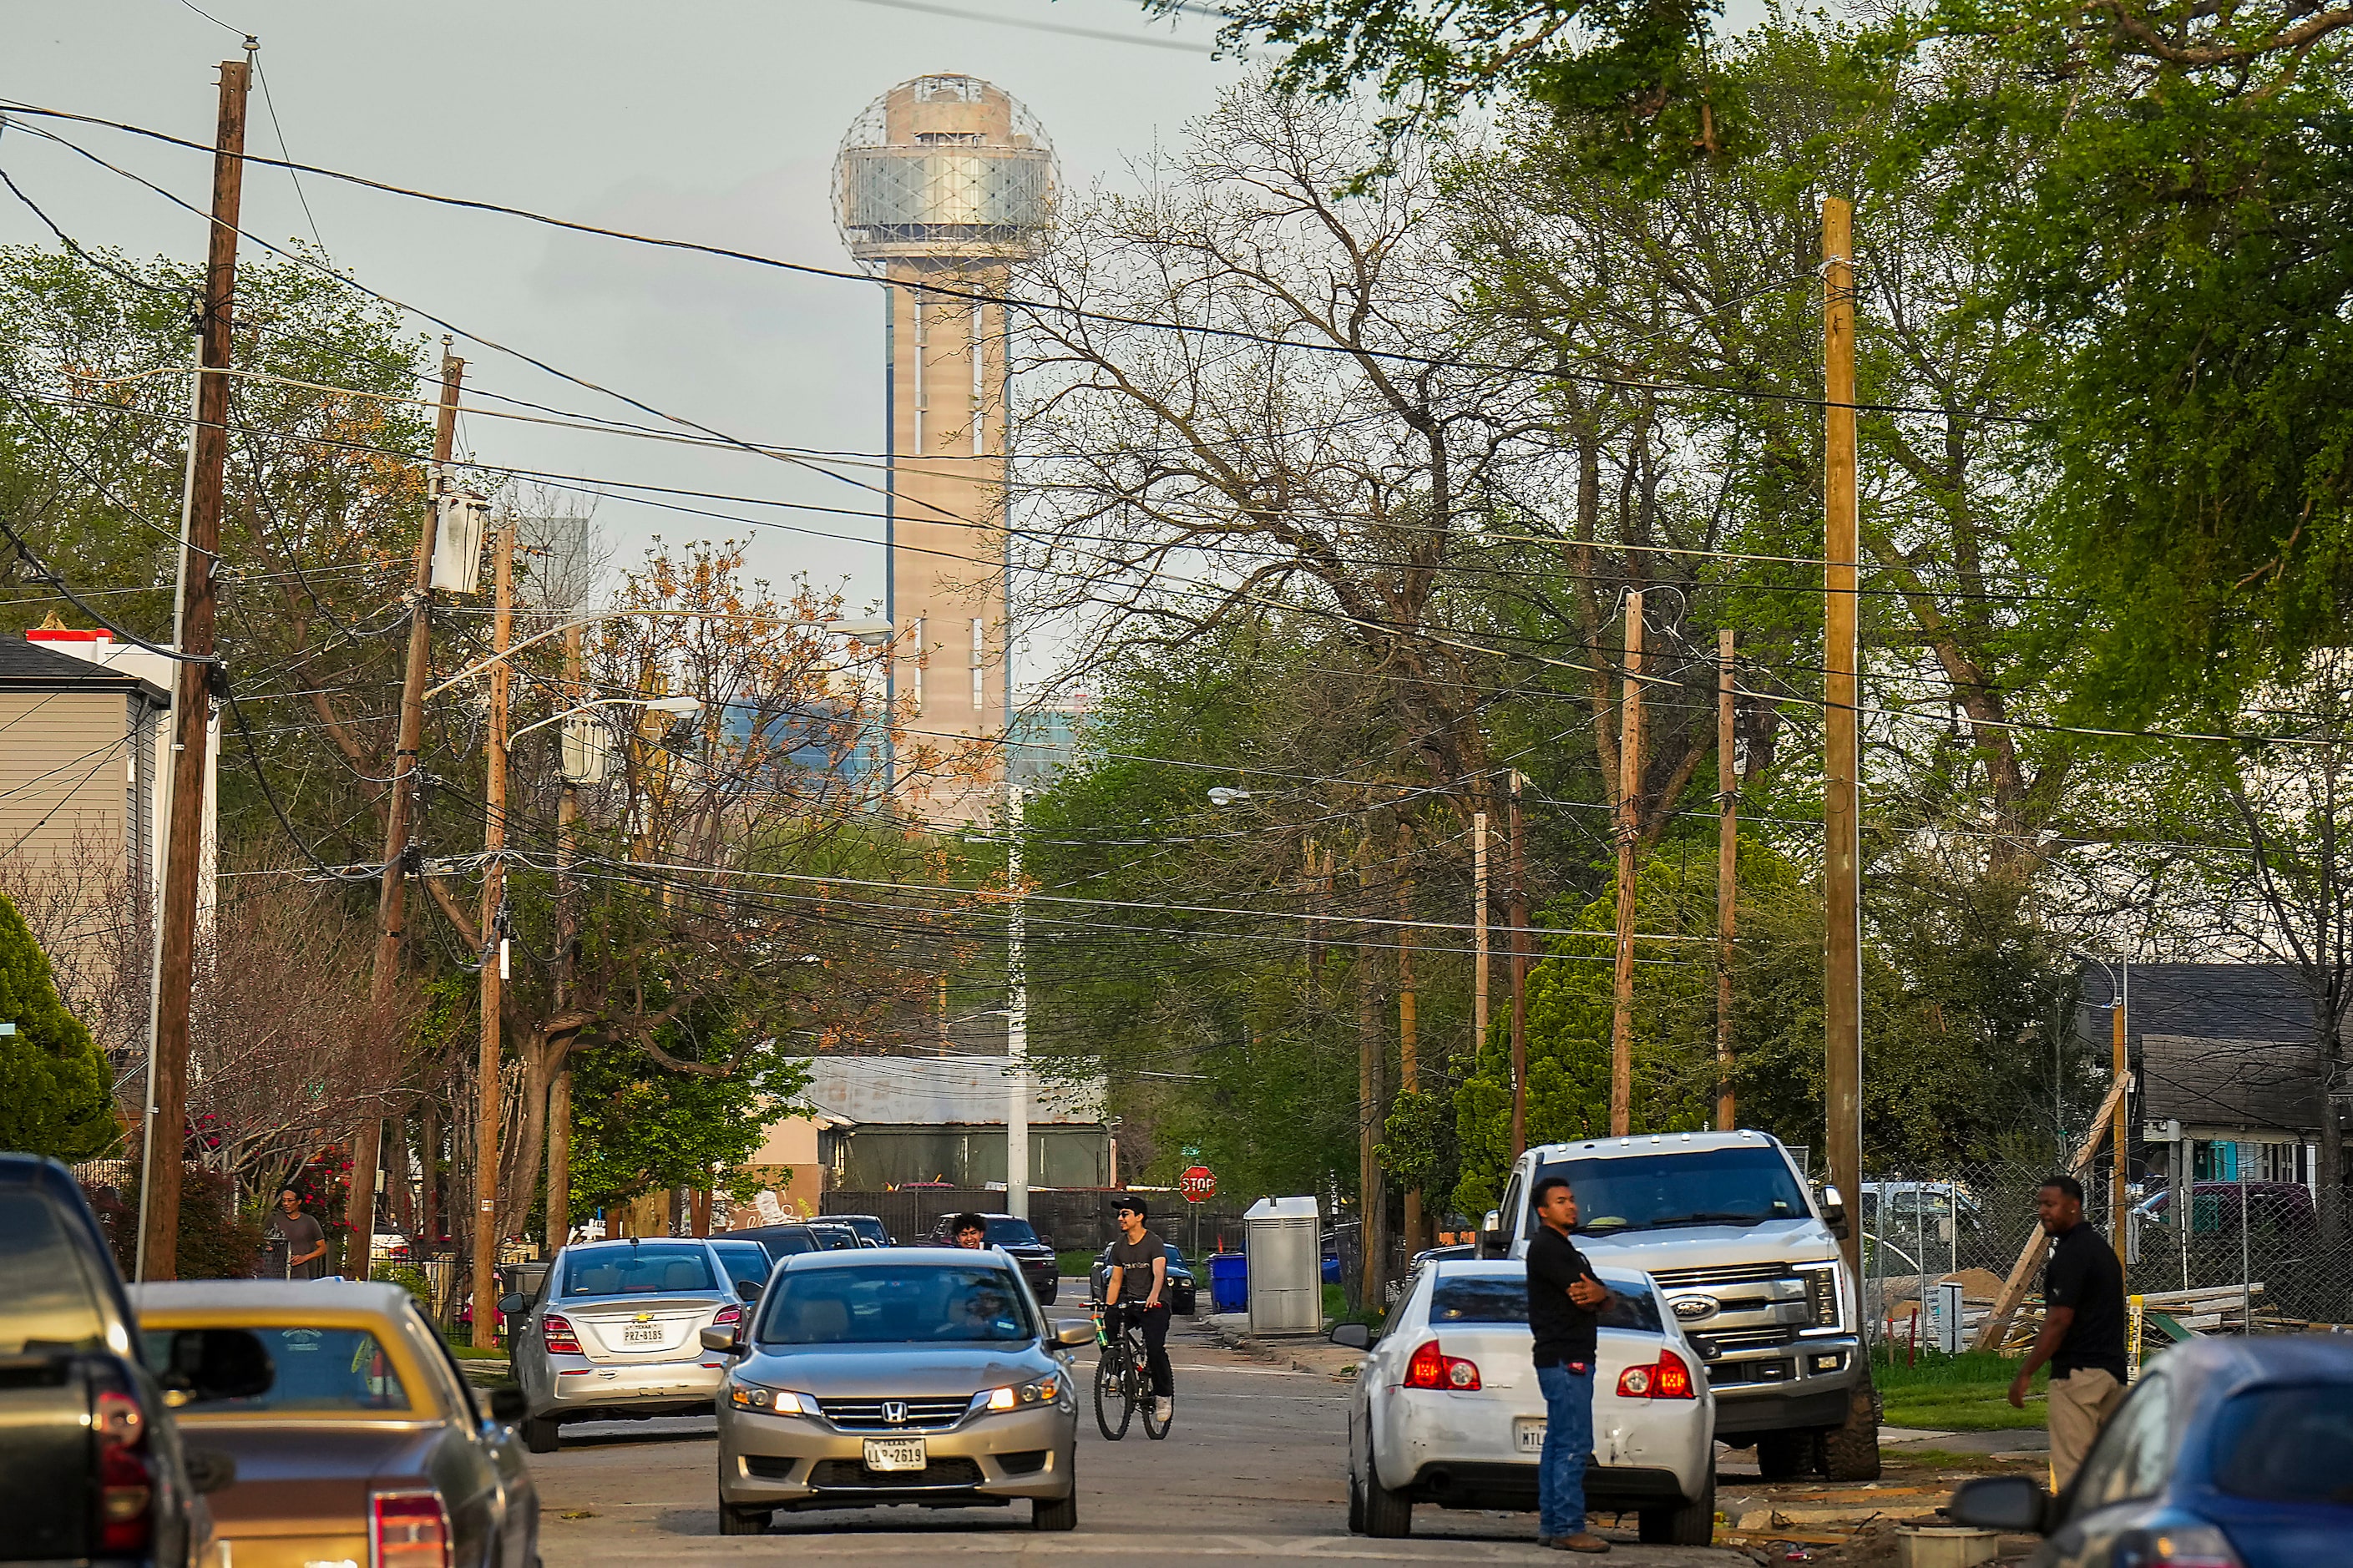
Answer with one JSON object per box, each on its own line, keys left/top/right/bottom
{"left": 2047, "top": 1368, "right": 2125, "bottom": 1491}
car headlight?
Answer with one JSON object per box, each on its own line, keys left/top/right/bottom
{"left": 727, "top": 1380, "right": 812, "bottom": 1416}
{"left": 1795, "top": 1263, "right": 1842, "bottom": 1332}
{"left": 977, "top": 1373, "right": 1062, "bottom": 1413}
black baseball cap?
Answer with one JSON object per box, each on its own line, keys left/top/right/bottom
{"left": 1112, "top": 1196, "right": 1147, "bottom": 1218}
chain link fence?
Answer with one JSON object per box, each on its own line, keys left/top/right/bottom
{"left": 1860, "top": 1154, "right": 2353, "bottom": 1353}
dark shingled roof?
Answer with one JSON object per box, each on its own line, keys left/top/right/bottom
{"left": 2138, "top": 1034, "right": 2321, "bottom": 1134}
{"left": 0, "top": 637, "right": 171, "bottom": 702}
{"left": 2074, "top": 964, "right": 2330, "bottom": 1135}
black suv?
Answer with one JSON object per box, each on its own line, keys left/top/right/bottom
{"left": 924, "top": 1212, "right": 1060, "bottom": 1303}
{"left": 0, "top": 1154, "right": 268, "bottom": 1566}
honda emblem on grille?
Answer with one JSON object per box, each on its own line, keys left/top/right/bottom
{"left": 883, "top": 1399, "right": 908, "bottom": 1425}
{"left": 1670, "top": 1294, "right": 1717, "bottom": 1323}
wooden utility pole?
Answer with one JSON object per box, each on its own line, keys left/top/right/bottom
{"left": 353, "top": 350, "right": 463, "bottom": 1259}
{"left": 544, "top": 625, "right": 582, "bottom": 1254}
{"left": 1356, "top": 909, "right": 1386, "bottom": 1310}
{"left": 1717, "top": 628, "right": 1738, "bottom": 1131}
{"left": 1609, "top": 592, "right": 1644, "bottom": 1137}
{"left": 472, "top": 518, "right": 514, "bottom": 1348}
{"left": 1472, "top": 810, "right": 1489, "bottom": 1062}
{"left": 1507, "top": 771, "right": 1530, "bottom": 1159}
{"left": 2112, "top": 967, "right": 2129, "bottom": 1246}
{"left": 1823, "top": 196, "right": 1863, "bottom": 1277}
{"left": 1397, "top": 857, "right": 1419, "bottom": 1255}
{"left": 138, "top": 57, "right": 247, "bottom": 1284}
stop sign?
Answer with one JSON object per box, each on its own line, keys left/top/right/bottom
{"left": 1180, "top": 1166, "right": 1217, "bottom": 1202}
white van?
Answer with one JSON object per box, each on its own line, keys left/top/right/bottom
{"left": 1478, "top": 1128, "right": 1878, "bottom": 1480}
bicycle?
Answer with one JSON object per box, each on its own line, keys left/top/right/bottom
{"left": 1090, "top": 1299, "right": 1171, "bottom": 1441}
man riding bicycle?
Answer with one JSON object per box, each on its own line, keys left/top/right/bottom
{"left": 1104, "top": 1197, "right": 1173, "bottom": 1424}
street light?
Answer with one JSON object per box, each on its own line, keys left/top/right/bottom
{"left": 509, "top": 694, "right": 701, "bottom": 746}
{"left": 1207, "top": 787, "right": 1252, "bottom": 807}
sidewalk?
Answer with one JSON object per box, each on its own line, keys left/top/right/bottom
{"left": 1194, "top": 1311, "right": 1361, "bottom": 1378}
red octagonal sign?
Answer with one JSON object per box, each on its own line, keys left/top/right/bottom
{"left": 1179, "top": 1166, "right": 1217, "bottom": 1202}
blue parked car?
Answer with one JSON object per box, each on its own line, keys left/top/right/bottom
{"left": 1950, "top": 1334, "right": 2353, "bottom": 1566}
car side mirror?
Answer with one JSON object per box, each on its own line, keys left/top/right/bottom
{"left": 699, "top": 1326, "right": 737, "bottom": 1353}
{"left": 1054, "top": 1319, "right": 1095, "bottom": 1347}
{"left": 184, "top": 1446, "right": 237, "bottom": 1495}
{"left": 498, "top": 1292, "right": 527, "bottom": 1317}
{"left": 163, "top": 1328, "right": 274, "bottom": 1405}
{"left": 1478, "top": 1209, "right": 1508, "bottom": 1260}
{"left": 736, "top": 1279, "right": 762, "bottom": 1300}
{"left": 1947, "top": 1474, "right": 2051, "bottom": 1534}
{"left": 1038, "top": 1235, "right": 1054, "bottom": 1252}
{"left": 1328, "top": 1323, "right": 1372, "bottom": 1350}
{"left": 487, "top": 1386, "right": 528, "bottom": 1425}
{"left": 1820, "top": 1185, "right": 1850, "bottom": 1241}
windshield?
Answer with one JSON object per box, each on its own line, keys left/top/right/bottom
{"left": 143, "top": 1326, "right": 409, "bottom": 1412}
{"left": 1429, "top": 1274, "right": 1663, "bottom": 1333}
{"left": 757, "top": 1264, "right": 1035, "bottom": 1346}
{"left": 560, "top": 1243, "right": 718, "bottom": 1297}
{"left": 985, "top": 1218, "right": 1039, "bottom": 1246}
{"left": 0, "top": 1190, "right": 109, "bottom": 1354}
{"left": 710, "top": 1242, "right": 772, "bottom": 1293}
{"left": 1531, "top": 1146, "right": 1809, "bottom": 1236}
{"left": 747, "top": 1229, "right": 820, "bottom": 1259}
{"left": 841, "top": 1216, "right": 888, "bottom": 1244}
{"left": 2210, "top": 1384, "right": 2353, "bottom": 1502}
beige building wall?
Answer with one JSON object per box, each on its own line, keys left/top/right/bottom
{"left": 889, "top": 263, "right": 1010, "bottom": 823}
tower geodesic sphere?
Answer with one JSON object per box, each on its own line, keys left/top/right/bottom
{"left": 833, "top": 75, "right": 1057, "bottom": 269}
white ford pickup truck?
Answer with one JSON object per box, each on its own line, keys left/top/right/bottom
{"left": 1477, "top": 1128, "right": 1878, "bottom": 1480}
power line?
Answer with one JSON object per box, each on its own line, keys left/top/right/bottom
{"left": 0, "top": 101, "right": 2036, "bottom": 427}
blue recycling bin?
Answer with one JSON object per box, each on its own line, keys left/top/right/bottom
{"left": 1208, "top": 1252, "right": 1248, "bottom": 1314}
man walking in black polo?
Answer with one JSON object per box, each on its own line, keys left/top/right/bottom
{"left": 2006, "top": 1173, "right": 2128, "bottom": 1490}
{"left": 1528, "top": 1175, "right": 1612, "bottom": 1553}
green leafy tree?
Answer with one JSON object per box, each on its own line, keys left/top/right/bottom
{"left": 0, "top": 890, "right": 116, "bottom": 1161}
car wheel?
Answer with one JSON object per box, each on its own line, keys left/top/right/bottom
{"left": 1039, "top": 1281, "right": 1058, "bottom": 1305}
{"left": 521, "top": 1416, "right": 560, "bottom": 1454}
{"left": 1032, "top": 1485, "right": 1079, "bottom": 1531}
{"left": 1754, "top": 1429, "right": 1811, "bottom": 1481}
{"left": 1346, "top": 1469, "right": 1365, "bottom": 1535}
{"left": 1637, "top": 1469, "right": 1716, "bottom": 1545}
{"left": 717, "top": 1505, "right": 770, "bottom": 1535}
{"left": 1823, "top": 1378, "right": 1882, "bottom": 1482}
{"left": 1360, "top": 1459, "right": 1412, "bottom": 1539}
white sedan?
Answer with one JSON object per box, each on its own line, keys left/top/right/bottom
{"left": 1334, "top": 1260, "right": 1716, "bottom": 1543}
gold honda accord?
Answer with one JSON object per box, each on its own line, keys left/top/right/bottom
{"left": 130, "top": 1280, "right": 537, "bottom": 1568}
{"left": 708, "top": 1248, "right": 1091, "bottom": 1534}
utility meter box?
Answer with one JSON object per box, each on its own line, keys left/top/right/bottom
{"left": 1243, "top": 1195, "right": 1320, "bottom": 1336}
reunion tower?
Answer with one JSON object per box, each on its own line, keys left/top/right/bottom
{"left": 834, "top": 76, "right": 1057, "bottom": 821}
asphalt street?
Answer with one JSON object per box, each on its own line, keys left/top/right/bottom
{"left": 531, "top": 1307, "right": 1748, "bottom": 1567}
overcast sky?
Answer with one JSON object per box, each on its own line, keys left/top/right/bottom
{"left": 0, "top": 0, "right": 1247, "bottom": 626}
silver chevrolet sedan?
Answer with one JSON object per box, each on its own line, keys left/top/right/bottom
{"left": 707, "top": 1248, "right": 1092, "bottom": 1534}
{"left": 508, "top": 1238, "right": 748, "bottom": 1452}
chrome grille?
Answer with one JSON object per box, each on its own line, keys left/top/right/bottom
{"left": 816, "top": 1396, "right": 970, "bottom": 1431}
{"left": 1689, "top": 1326, "right": 1799, "bottom": 1358}
{"left": 1648, "top": 1261, "right": 1790, "bottom": 1290}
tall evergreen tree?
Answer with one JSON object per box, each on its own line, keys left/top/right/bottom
{"left": 0, "top": 891, "right": 116, "bottom": 1161}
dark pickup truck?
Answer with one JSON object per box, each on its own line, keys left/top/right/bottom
{"left": 0, "top": 1155, "right": 266, "bottom": 1568}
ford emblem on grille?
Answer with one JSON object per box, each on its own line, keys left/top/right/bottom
{"left": 883, "top": 1399, "right": 908, "bottom": 1425}
{"left": 1670, "top": 1294, "right": 1717, "bottom": 1323}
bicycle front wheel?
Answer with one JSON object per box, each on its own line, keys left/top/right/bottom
{"left": 1093, "top": 1344, "right": 1134, "bottom": 1440}
{"left": 1141, "top": 1384, "right": 1172, "bottom": 1440}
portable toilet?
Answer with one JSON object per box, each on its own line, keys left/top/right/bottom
{"left": 1243, "top": 1195, "right": 1321, "bottom": 1334}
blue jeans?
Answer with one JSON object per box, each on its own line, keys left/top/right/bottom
{"left": 1536, "top": 1361, "right": 1595, "bottom": 1539}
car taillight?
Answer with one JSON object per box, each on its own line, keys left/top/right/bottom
{"left": 714, "top": 1303, "right": 742, "bottom": 1328}
{"left": 1401, "top": 1339, "right": 1481, "bottom": 1391}
{"left": 94, "top": 1387, "right": 154, "bottom": 1553}
{"left": 2113, "top": 1525, "right": 2244, "bottom": 1568}
{"left": 543, "top": 1313, "right": 582, "bottom": 1354}
{"left": 371, "top": 1491, "right": 451, "bottom": 1568}
{"left": 1617, "top": 1348, "right": 1697, "bottom": 1399}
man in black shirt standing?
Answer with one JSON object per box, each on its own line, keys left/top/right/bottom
{"left": 1527, "top": 1175, "right": 1612, "bottom": 1554}
{"left": 2006, "top": 1174, "right": 2128, "bottom": 1490}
